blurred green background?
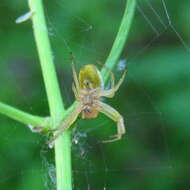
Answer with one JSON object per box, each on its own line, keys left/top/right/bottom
{"left": 0, "top": 0, "right": 190, "bottom": 189}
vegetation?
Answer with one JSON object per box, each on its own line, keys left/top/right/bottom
{"left": 0, "top": 0, "right": 190, "bottom": 189}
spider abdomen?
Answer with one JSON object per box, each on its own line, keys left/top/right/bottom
{"left": 82, "top": 104, "right": 99, "bottom": 119}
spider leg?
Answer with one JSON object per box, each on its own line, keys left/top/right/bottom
{"left": 72, "top": 82, "right": 79, "bottom": 100}
{"left": 97, "top": 101, "right": 125, "bottom": 143}
{"left": 70, "top": 52, "right": 80, "bottom": 91}
{"left": 100, "top": 68, "right": 127, "bottom": 98}
{"left": 47, "top": 102, "right": 82, "bottom": 148}
{"left": 96, "top": 61, "right": 115, "bottom": 89}
{"left": 114, "top": 68, "right": 127, "bottom": 92}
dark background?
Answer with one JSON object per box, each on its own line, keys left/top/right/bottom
{"left": 0, "top": 0, "right": 190, "bottom": 189}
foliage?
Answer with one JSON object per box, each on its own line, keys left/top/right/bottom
{"left": 0, "top": 0, "right": 190, "bottom": 189}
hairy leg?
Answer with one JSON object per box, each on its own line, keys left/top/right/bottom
{"left": 96, "top": 61, "right": 115, "bottom": 89}
{"left": 70, "top": 52, "right": 80, "bottom": 91}
{"left": 72, "top": 83, "right": 79, "bottom": 100}
{"left": 98, "top": 101, "right": 125, "bottom": 142}
{"left": 47, "top": 102, "right": 82, "bottom": 147}
{"left": 100, "top": 68, "right": 127, "bottom": 98}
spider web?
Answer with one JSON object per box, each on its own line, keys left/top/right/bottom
{"left": 0, "top": 0, "right": 190, "bottom": 189}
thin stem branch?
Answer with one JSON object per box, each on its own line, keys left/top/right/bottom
{"left": 102, "top": 0, "right": 136, "bottom": 84}
{"left": 28, "top": 0, "right": 72, "bottom": 190}
{"left": 0, "top": 101, "right": 46, "bottom": 126}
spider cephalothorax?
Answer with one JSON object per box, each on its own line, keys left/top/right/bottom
{"left": 48, "top": 53, "right": 127, "bottom": 146}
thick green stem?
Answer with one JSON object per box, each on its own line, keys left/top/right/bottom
{"left": 28, "top": 0, "right": 64, "bottom": 121}
{"left": 0, "top": 101, "right": 45, "bottom": 126}
{"left": 28, "top": 0, "right": 72, "bottom": 190}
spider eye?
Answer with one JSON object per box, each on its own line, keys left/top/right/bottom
{"left": 84, "top": 80, "right": 91, "bottom": 89}
{"left": 85, "top": 81, "right": 89, "bottom": 86}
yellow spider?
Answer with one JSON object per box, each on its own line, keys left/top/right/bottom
{"left": 48, "top": 53, "right": 127, "bottom": 146}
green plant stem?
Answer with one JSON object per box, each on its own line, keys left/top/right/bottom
{"left": 28, "top": 0, "right": 72, "bottom": 190}
{"left": 28, "top": 0, "right": 64, "bottom": 121}
{"left": 102, "top": 0, "right": 136, "bottom": 84}
{"left": 0, "top": 101, "right": 45, "bottom": 126}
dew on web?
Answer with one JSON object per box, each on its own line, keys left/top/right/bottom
{"left": 117, "top": 59, "right": 126, "bottom": 71}
{"left": 40, "top": 144, "right": 57, "bottom": 190}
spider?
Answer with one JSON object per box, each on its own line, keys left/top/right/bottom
{"left": 48, "top": 53, "right": 127, "bottom": 146}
